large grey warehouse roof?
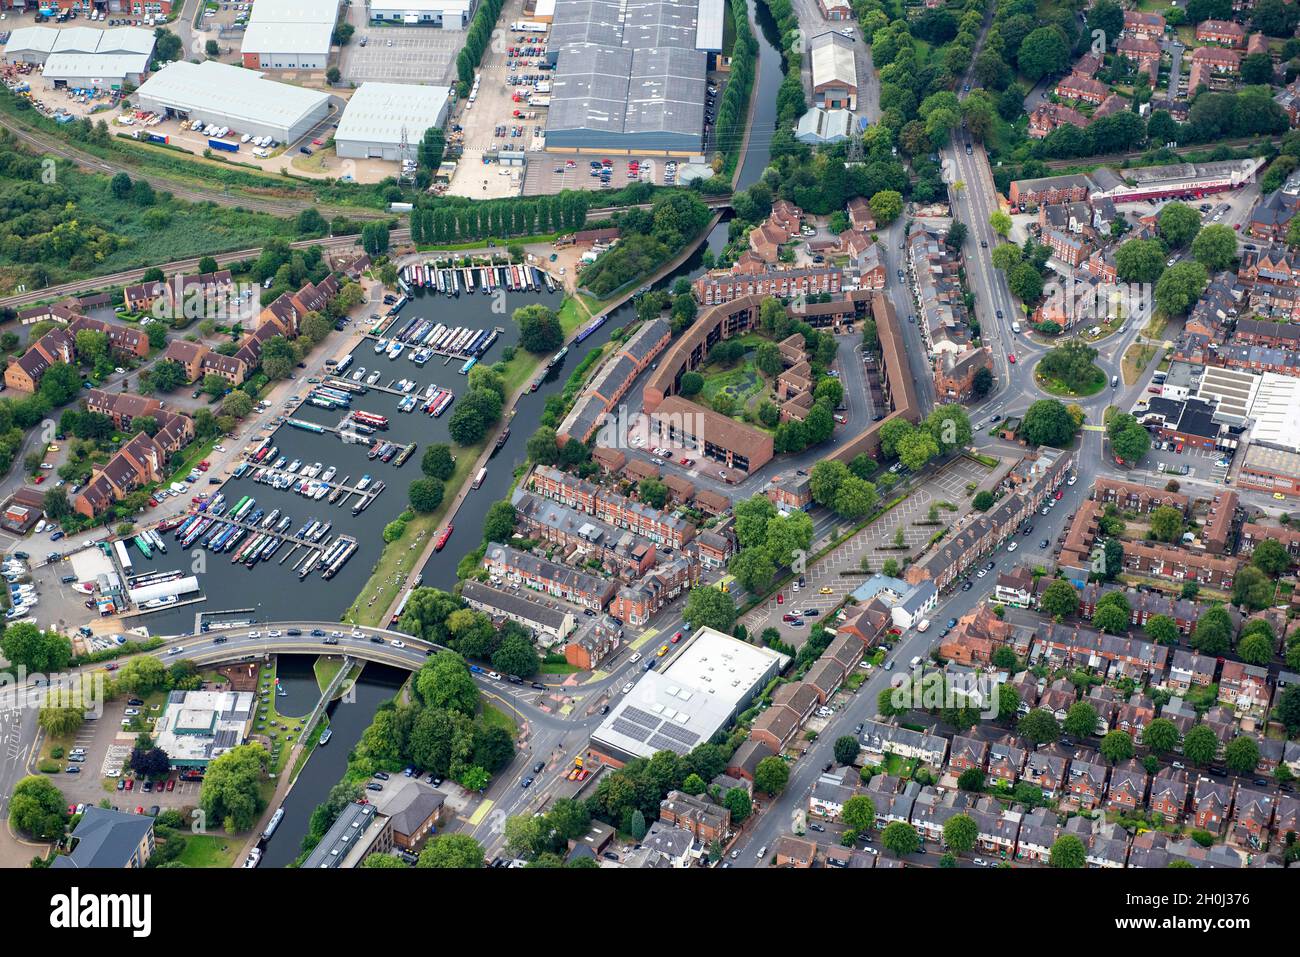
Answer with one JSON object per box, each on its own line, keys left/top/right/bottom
{"left": 4, "top": 24, "right": 154, "bottom": 56}
{"left": 546, "top": 0, "right": 706, "bottom": 152}
{"left": 43, "top": 52, "right": 150, "bottom": 81}
{"left": 335, "top": 82, "right": 450, "bottom": 147}
{"left": 134, "top": 60, "right": 330, "bottom": 130}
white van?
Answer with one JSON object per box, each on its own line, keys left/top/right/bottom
{"left": 1011, "top": 321, "right": 1021, "bottom": 333}
{"left": 909, "top": 655, "right": 923, "bottom": 669}
{"left": 916, "top": 619, "right": 931, "bottom": 633}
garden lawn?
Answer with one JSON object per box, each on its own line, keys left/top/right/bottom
{"left": 479, "top": 701, "right": 518, "bottom": 737}
{"left": 177, "top": 834, "right": 243, "bottom": 868}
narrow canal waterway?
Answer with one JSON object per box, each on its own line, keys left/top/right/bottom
{"left": 157, "top": 6, "right": 786, "bottom": 860}
{"left": 258, "top": 661, "right": 407, "bottom": 869}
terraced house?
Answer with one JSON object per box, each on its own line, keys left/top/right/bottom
{"left": 481, "top": 543, "right": 617, "bottom": 610}
{"left": 4, "top": 325, "right": 75, "bottom": 393}
{"left": 73, "top": 431, "right": 169, "bottom": 519}
{"left": 525, "top": 465, "right": 695, "bottom": 548}
{"left": 906, "top": 449, "right": 1072, "bottom": 590}
{"left": 557, "top": 318, "right": 671, "bottom": 445}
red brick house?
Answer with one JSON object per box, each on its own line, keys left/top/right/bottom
{"left": 1055, "top": 74, "right": 1109, "bottom": 105}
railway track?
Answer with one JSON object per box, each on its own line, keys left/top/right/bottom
{"left": 0, "top": 113, "right": 391, "bottom": 220}
{"left": 1041, "top": 138, "right": 1282, "bottom": 171}
{"left": 0, "top": 230, "right": 412, "bottom": 309}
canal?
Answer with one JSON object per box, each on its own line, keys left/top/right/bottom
{"left": 258, "top": 660, "right": 408, "bottom": 868}
{"left": 151, "top": 2, "right": 786, "bottom": 861}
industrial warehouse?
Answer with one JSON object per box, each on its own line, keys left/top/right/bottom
{"left": 240, "top": 0, "right": 340, "bottom": 71}
{"left": 2, "top": 24, "right": 155, "bottom": 89}
{"left": 367, "top": 0, "right": 475, "bottom": 27}
{"left": 335, "top": 81, "right": 451, "bottom": 161}
{"left": 543, "top": 0, "right": 722, "bottom": 155}
{"left": 133, "top": 59, "right": 332, "bottom": 143}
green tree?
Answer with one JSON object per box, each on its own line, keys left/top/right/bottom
{"left": 869, "top": 190, "right": 904, "bottom": 224}
{"left": 1250, "top": 538, "right": 1291, "bottom": 577}
{"left": 833, "top": 735, "right": 860, "bottom": 766}
{"left": 1158, "top": 202, "right": 1202, "bottom": 248}
{"left": 1018, "top": 709, "right": 1060, "bottom": 745}
{"left": 723, "top": 787, "right": 752, "bottom": 823}
{"left": 841, "top": 794, "right": 876, "bottom": 833}
{"left": 1233, "top": 565, "right": 1274, "bottom": 611}
{"left": 417, "top": 834, "right": 484, "bottom": 868}
{"left": 1021, "top": 399, "right": 1077, "bottom": 447}
{"left": 1018, "top": 26, "right": 1070, "bottom": 79}
{"left": 1182, "top": 724, "right": 1219, "bottom": 767}
{"left": 415, "top": 651, "right": 479, "bottom": 716}
{"left": 1, "top": 623, "right": 72, "bottom": 673}
{"left": 199, "top": 743, "right": 269, "bottom": 833}
{"left": 1142, "top": 717, "right": 1180, "bottom": 755}
{"left": 1039, "top": 579, "right": 1079, "bottom": 619}
{"left": 421, "top": 443, "right": 456, "bottom": 480}
{"left": 1191, "top": 606, "right": 1234, "bottom": 655}
{"left": 1238, "top": 631, "right": 1273, "bottom": 666}
{"left": 943, "top": 813, "right": 978, "bottom": 853}
{"left": 1191, "top": 223, "right": 1239, "bottom": 270}
{"left": 1145, "top": 615, "right": 1180, "bottom": 646}
{"left": 9, "top": 776, "right": 66, "bottom": 839}
{"left": 753, "top": 755, "right": 790, "bottom": 796}
{"left": 1155, "top": 260, "right": 1209, "bottom": 316}
{"left": 881, "top": 820, "right": 919, "bottom": 858}
{"left": 1114, "top": 238, "right": 1167, "bottom": 283}
{"left": 409, "top": 477, "right": 445, "bottom": 513}
{"left": 684, "top": 586, "right": 737, "bottom": 634}
{"left": 1100, "top": 729, "right": 1135, "bottom": 763}
{"left": 1049, "top": 834, "right": 1086, "bottom": 868}
{"left": 1064, "top": 701, "right": 1099, "bottom": 739}
{"left": 516, "top": 304, "right": 563, "bottom": 354}
{"left": 1149, "top": 506, "right": 1185, "bottom": 543}
{"left": 1224, "top": 735, "right": 1260, "bottom": 775}
{"left": 1093, "top": 591, "right": 1131, "bottom": 635}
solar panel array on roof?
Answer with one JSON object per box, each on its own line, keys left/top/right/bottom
{"left": 612, "top": 717, "right": 653, "bottom": 741}
{"left": 545, "top": 0, "right": 707, "bottom": 153}
{"left": 622, "top": 705, "right": 662, "bottom": 728}
{"left": 649, "top": 732, "right": 695, "bottom": 754}
{"left": 656, "top": 722, "right": 699, "bottom": 747}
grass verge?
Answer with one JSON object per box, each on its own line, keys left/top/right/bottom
{"left": 344, "top": 449, "right": 481, "bottom": 626}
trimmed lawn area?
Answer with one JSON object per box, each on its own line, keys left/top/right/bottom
{"left": 177, "top": 833, "right": 242, "bottom": 868}
{"left": 313, "top": 655, "right": 347, "bottom": 694}
{"left": 479, "top": 701, "right": 518, "bottom": 737}
{"left": 1122, "top": 341, "right": 1160, "bottom": 386}
{"left": 497, "top": 294, "right": 588, "bottom": 396}
{"left": 251, "top": 660, "right": 310, "bottom": 775}
{"left": 539, "top": 661, "right": 581, "bottom": 674}
{"left": 345, "top": 447, "right": 480, "bottom": 627}
{"left": 1035, "top": 364, "right": 1106, "bottom": 397}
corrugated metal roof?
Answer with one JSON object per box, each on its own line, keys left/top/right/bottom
{"left": 240, "top": 20, "right": 334, "bottom": 55}
{"left": 135, "top": 59, "right": 330, "bottom": 130}
{"left": 810, "top": 31, "right": 857, "bottom": 90}
{"left": 335, "top": 82, "right": 450, "bottom": 148}
{"left": 545, "top": 0, "right": 705, "bottom": 149}
{"left": 695, "top": 0, "right": 724, "bottom": 51}
{"left": 42, "top": 51, "right": 149, "bottom": 80}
